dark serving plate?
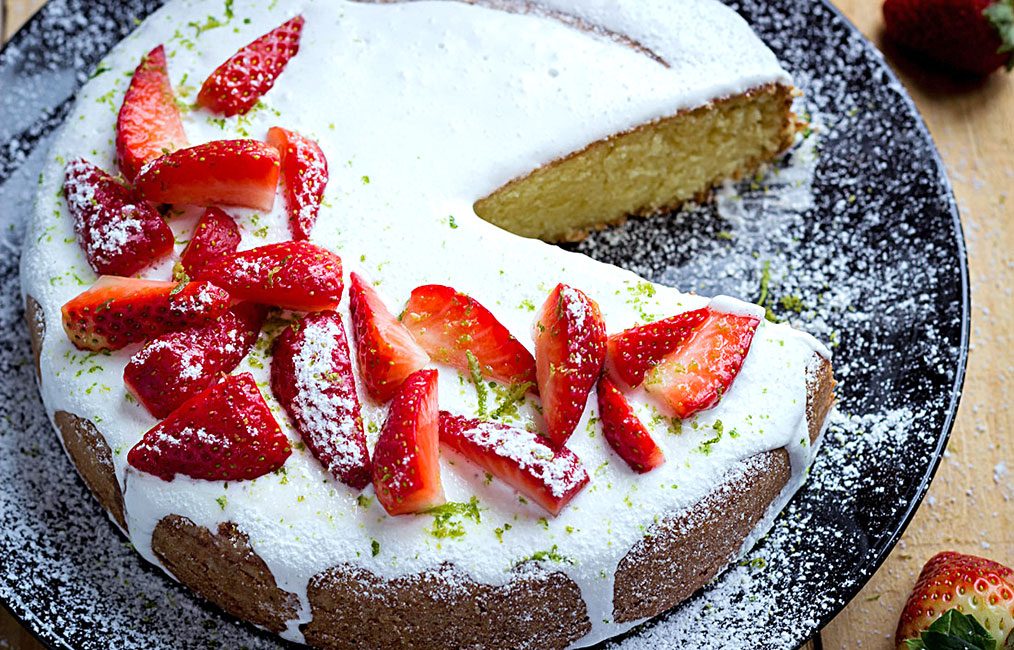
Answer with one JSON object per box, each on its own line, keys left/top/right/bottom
{"left": 0, "top": 1, "right": 968, "bottom": 648}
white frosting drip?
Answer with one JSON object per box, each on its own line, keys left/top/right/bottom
{"left": 21, "top": 0, "right": 827, "bottom": 647}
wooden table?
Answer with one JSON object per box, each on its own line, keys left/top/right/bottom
{"left": 2, "top": 0, "right": 1010, "bottom": 647}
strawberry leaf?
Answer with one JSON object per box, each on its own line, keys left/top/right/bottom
{"left": 984, "top": 0, "right": 1014, "bottom": 71}
{"left": 905, "top": 609, "right": 999, "bottom": 650}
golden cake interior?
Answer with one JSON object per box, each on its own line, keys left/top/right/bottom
{"left": 474, "top": 84, "right": 796, "bottom": 242}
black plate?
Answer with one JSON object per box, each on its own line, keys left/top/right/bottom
{"left": 0, "top": 1, "right": 969, "bottom": 648}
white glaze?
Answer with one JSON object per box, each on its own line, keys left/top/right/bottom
{"left": 21, "top": 0, "right": 828, "bottom": 647}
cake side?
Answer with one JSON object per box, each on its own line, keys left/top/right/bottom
{"left": 474, "top": 84, "right": 797, "bottom": 242}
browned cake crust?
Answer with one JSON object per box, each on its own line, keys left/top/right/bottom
{"left": 25, "top": 295, "right": 45, "bottom": 383}
{"left": 151, "top": 515, "right": 301, "bottom": 633}
{"left": 28, "top": 300, "right": 836, "bottom": 645}
{"left": 301, "top": 564, "right": 591, "bottom": 650}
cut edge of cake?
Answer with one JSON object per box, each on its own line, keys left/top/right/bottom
{"left": 474, "top": 83, "right": 799, "bottom": 242}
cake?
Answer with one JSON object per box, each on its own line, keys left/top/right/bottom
{"left": 20, "top": 1, "right": 835, "bottom": 648}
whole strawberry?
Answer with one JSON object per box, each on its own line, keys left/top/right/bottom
{"left": 896, "top": 551, "right": 1014, "bottom": 649}
{"left": 884, "top": 0, "right": 1014, "bottom": 76}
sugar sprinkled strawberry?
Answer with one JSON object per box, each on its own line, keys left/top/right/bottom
{"left": 371, "top": 369, "right": 444, "bottom": 515}
{"left": 62, "top": 276, "right": 231, "bottom": 352}
{"left": 128, "top": 373, "right": 291, "bottom": 482}
{"left": 402, "top": 284, "right": 537, "bottom": 389}
{"left": 272, "top": 311, "right": 372, "bottom": 490}
{"left": 349, "top": 273, "right": 430, "bottom": 404}
{"left": 439, "top": 413, "right": 589, "bottom": 516}
{"left": 533, "top": 284, "right": 607, "bottom": 447}
{"left": 179, "top": 208, "right": 241, "bottom": 276}
{"left": 116, "top": 45, "right": 188, "bottom": 180}
{"left": 124, "top": 303, "right": 266, "bottom": 419}
{"left": 884, "top": 0, "right": 1014, "bottom": 76}
{"left": 63, "top": 159, "right": 174, "bottom": 277}
{"left": 194, "top": 240, "right": 344, "bottom": 311}
{"left": 596, "top": 376, "right": 665, "bottom": 474}
{"left": 605, "top": 307, "right": 709, "bottom": 389}
{"left": 134, "top": 139, "right": 280, "bottom": 211}
{"left": 643, "top": 303, "right": 760, "bottom": 420}
{"left": 267, "top": 126, "right": 328, "bottom": 240}
{"left": 896, "top": 551, "right": 1014, "bottom": 649}
{"left": 197, "top": 16, "right": 305, "bottom": 116}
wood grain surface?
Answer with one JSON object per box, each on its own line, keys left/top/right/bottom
{"left": 2, "top": 1, "right": 1011, "bottom": 648}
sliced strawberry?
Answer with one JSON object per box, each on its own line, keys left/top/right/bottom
{"left": 605, "top": 307, "right": 709, "bottom": 389}
{"left": 179, "top": 208, "right": 241, "bottom": 275}
{"left": 596, "top": 377, "right": 665, "bottom": 473}
{"left": 439, "top": 413, "right": 589, "bottom": 516}
{"left": 62, "top": 276, "right": 231, "bottom": 352}
{"left": 271, "top": 311, "right": 371, "bottom": 490}
{"left": 63, "top": 159, "right": 174, "bottom": 276}
{"left": 371, "top": 369, "right": 444, "bottom": 515}
{"left": 124, "top": 303, "right": 266, "bottom": 419}
{"left": 134, "top": 139, "right": 280, "bottom": 211}
{"left": 534, "top": 284, "right": 607, "bottom": 447}
{"left": 197, "top": 16, "right": 305, "bottom": 117}
{"left": 643, "top": 307, "right": 760, "bottom": 419}
{"left": 349, "top": 273, "right": 430, "bottom": 404}
{"left": 266, "top": 126, "right": 328, "bottom": 240}
{"left": 116, "top": 45, "right": 188, "bottom": 180}
{"left": 896, "top": 551, "right": 1014, "bottom": 648}
{"left": 128, "top": 373, "right": 290, "bottom": 482}
{"left": 194, "top": 241, "right": 343, "bottom": 311}
{"left": 402, "top": 285, "right": 536, "bottom": 389}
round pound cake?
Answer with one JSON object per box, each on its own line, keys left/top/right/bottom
{"left": 21, "top": 1, "right": 835, "bottom": 647}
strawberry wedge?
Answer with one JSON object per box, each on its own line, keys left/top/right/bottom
{"left": 267, "top": 126, "right": 328, "bottom": 240}
{"left": 349, "top": 273, "right": 430, "bottom": 404}
{"left": 134, "top": 139, "right": 280, "bottom": 211}
{"left": 116, "top": 45, "right": 188, "bottom": 180}
{"left": 124, "top": 303, "right": 266, "bottom": 418}
{"left": 64, "top": 159, "right": 174, "bottom": 277}
{"left": 195, "top": 241, "right": 344, "bottom": 311}
{"left": 402, "top": 284, "right": 536, "bottom": 389}
{"left": 605, "top": 307, "right": 709, "bottom": 389}
{"left": 179, "top": 207, "right": 241, "bottom": 275}
{"left": 62, "top": 276, "right": 230, "bottom": 352}
{"left": 128, "top": 373, "right": 291, "bottom": 482}
{"left": 197, "top": 16, "right": 305, "bottom": 116}
{"left": 534, "top": 284, "right": 607, "bottom": 447}
{"left": 372, "top": 369, "right": 444, "bottom": 515}
{"left": 271, "top": 311, "right": 371, "bottom": 490}
{"left": 643, "top": 303, "right": 761, "bottom": 419}
{"left": 439, "top": 413, "right": 589, "bottom": 516}
{"left": 596, "top": 377, "right": 665, "bottom": 474}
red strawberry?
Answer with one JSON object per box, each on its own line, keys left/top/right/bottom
{"left": 194, "top": 241, "right": 343, "bottom": 311}
{"left": 116, "top": 45, "right": 188, "bottom": 180}
{"left": 197, "top": 16, "right": 305, "bottom": 116}
{"left": 371, "top": 369, "right": 444, "bottom": 515}
{"left": 271, "top": 311, "right": 371, "bottom": 490}
{"left": 266, "top": 126, "right": 328, "bottom": 240}
{"left": 349, "top": 273, "right": 430, "bottom": 404}
{"left": 896, "top": 551, "right": 1014, "bottom": 648}
{"left": 63, "top": 159, "right": 174, "bottom": 276}
{"left": 134, "top": 139, "right": 280, "bottom": 211}
{"left": 439, "top": 413, "right": 589, "bottom": 516}
{"left": 643, "top": 307, "right": 760, "bottom": 419}
{"left": 534, "top": 284, "right": 607, "bottom": 447}
{"left": 127, "top": 373, "right": 291, "bottom": 482}
{"left": 179, "top": 208, "right": 241, "bottom": 275}
{"left": 402, "top": 285, "right": 536, "bottom": 389}
{"left": 884, "top": 0, "right": 1014, "bottom": 76}
{"left": 124, "top": 303, "right": 266, "bottom": 418}
{"left": 604, "top": 307, "right": 709, "bottom": 389}
{"left": 596, "top": 377, "right": 665, "bottom": 473}
{"left": 62, "top": 276, "right": 231, "bottom": 352}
